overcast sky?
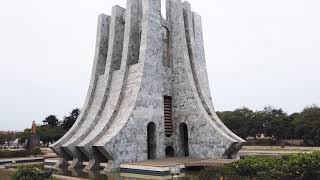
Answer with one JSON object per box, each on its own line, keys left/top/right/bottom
{"left": 0, "top": 0, "right": 319, "bottom": 131}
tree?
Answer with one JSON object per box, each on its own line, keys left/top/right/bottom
{"left": 247, "top": 110, "right": 264, "bottom": 138}
{"left": 218, "top": 107, "right": 255, "bottom": 139}
{"left": 37, "top": 126, "right": 65, "bottom": 146}
{"left": 0, "top": 131, "right": 16, "bottom": 146}
{"left": 286, "top": 113, "right": 298, "bottom": 139}
{"left": 218, "top": 106, "right": 295, "bottom": 141}
{"left": 16, "top": 129, "right": 31, "bottom": 144}
{"left": 42, "top": 115, "right": 60, "bottom": 127}
{"left": 61, "top": 108, "right": 80, "bottom": 130}
{"left": 0, "top": 133, "right": 6, "bottom": 145}
{"left": 258, "top": 106, "right": 290, "bottom": 140}
{"left": 293, "top": 105, "right": 320, "bottom": 146}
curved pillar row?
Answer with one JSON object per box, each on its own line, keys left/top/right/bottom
{"left": 59, "top": 5, "right": 126, "bottom": 169}
{"left": 78, "top": 0, "right": 143, "bottom": 170}
{"left": 181, "top": 2, "right": 245, "bottom": 156}
{"left": 50, "top": 0, "right": 245, "bottom": 170}
{"left": 50, "top": 14, "right": 111, "bottom": 168}
{"left": 50, "top": 4, "right": 128, "bottom": 169}
{"left": 93, "top": 0, "right": 165, "bottom": 167}
{"left": 166, "top": 0, "right": 243, "bottom": 158}
{"left": 192, "top": 12, "right": 245, "bottom": 154}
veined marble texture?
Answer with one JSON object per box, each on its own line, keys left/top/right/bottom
{"left": 50, "top": 0, "right": 245, "bottom": 170}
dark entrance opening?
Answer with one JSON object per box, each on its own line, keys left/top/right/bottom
{"left": 165, "top": 146, "right": 175, "bottom": 157}
{"left": 147, "top": 122, "right": 157, "bottom": 159}
{"left": 77, "top": 149, "right": 89, "bottom": 162}
{"left": 92, "top": 146, "right": 109, "bottom": 163}
{"left": 179, "top": 123, "right": 189, "bottom": 156}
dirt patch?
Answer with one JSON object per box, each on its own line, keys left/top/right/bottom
{"left": 0, "top": 168, "right": 15, "bottom": 180}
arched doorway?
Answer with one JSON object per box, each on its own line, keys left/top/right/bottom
{"left": 165, "top": 146, "right": 175, "bottom": 157}
{"left": 179, "top": 123, "right": 189, "bottom": 156}
{"left": 147, "top": 122, "right": 157, "bottom": 159}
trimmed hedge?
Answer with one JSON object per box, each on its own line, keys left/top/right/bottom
{"left": 200, "top": 151, "right": 320, "bottom": 180}
{"left": 0, "top": 148, "right": 41, "bottom": 158}
{"left": 30, "top": 147, "right": 42, "bottom": 156}
{"left": 10, "top": 166, "right": 53, "bottom": 180}
{"left": 0, "top": 150, "right": 30, "bottom": 158}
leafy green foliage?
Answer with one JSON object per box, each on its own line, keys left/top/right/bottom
{"left": 10, "top": 166, "right": 52, "bottom": 180}
{"left": 61, "top": 108, "right": 80, "bottom": 130}
{"left": 218, "top": 105, "right": 320, "bottom": 145}
{"left": 259, "top": 107, "right": 292, "bottom": 140}
{"left": 0, "top": 150, "right": 30, "bottom": 158}
{"left": 224, "top": 151, "right": 320, "bottom": 179}
{"left": 217, "top": 107, "right": 256, "bottom": 139}
{"left": 30, "top": 147, "right": 42, "bottom": 155}
{"left": 42, "top": 115, "right": 59, "bottom": 128}
{"left": 293, "top": 105, "right": 320, "bottom": 146}
{"left": 14, "top": 108, "right": 80, "bottom": 147}
{"left": 0, "top": 131, "right": 17, "bottom": 146}
{"left": 16, "top": 129, "right": 31, "bottom": 144}
{"left": 37, "top": 126, "right": 65, "bottom": 146}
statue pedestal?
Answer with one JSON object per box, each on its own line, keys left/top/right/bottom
{"left": 26, "top": 135, "right": 40, "bottom": 151}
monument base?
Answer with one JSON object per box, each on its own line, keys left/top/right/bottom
{"left": 25, "top": 135, "right": 40, "bottom": 151}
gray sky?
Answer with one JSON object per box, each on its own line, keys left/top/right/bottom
{"left": 0, "top": 0, "right": 319, "bottom": 131}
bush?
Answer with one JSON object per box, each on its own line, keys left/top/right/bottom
{"left": 0, "top": 150, "right": 30, "bottom": 158}
{"left": 246, "top": 139, "right": 279, "bottom": 146}
{"left": 224, "top": 151, "right": 320, "bottom": 179}
{"left": 0, "top": 148, "right": 42, "bottom": 158}
{"left": 10, "top": 166, "right": 53, "bottom": 180}
{"left": 226, "top": 156, "right": 283, "bottom": 179}
{"left": 199, "top": 167, "right": 224, "bottom": 180}
{"left": 30, "top": 147, "right": 42, "bottom": 155}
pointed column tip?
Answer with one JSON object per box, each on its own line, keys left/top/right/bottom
{"left": 98, "top": 13, "right": 108, "bottom": 18}
{"left": 98, "top": 13, "right": 111, "bottom": 23}
{"left": 182, "top": 1, "right": 191, "bottom": 13}
{"left": 110, "top": 5, "right": 126, "bottom": 24}
{"left": 171, "top": 0, "right": 183, "bottom": 3}
{"left": 112, "top": 5, "right": 126, "bottom": 12}
{"left": 192, "top": 11, "right": 202, "bottom": 23}
{"left": 182, "top": 1, "right": 191, "bottom": 7}
{"left": 192, "top": 11, "right": 200, "bottom": 17}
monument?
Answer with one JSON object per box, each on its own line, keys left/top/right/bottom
{"left": 26, "top": 121, "right": 40, "bottom": 151}
{"left": 50, "top": 0, "right": 245, "bottom": 170}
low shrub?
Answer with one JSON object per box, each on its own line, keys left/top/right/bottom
{"left": 226, "top": 156, "right": 284, "bottom": 179}
{"left": 30, "top": 147, "right": 42, "bottom": 156}
{"left": 199, "top": 167, "right": 224, "bottom": 180}
{"left": 0, "top": 150, "right": 30, "bottom": 158}
{"left": 245, "top": 139, "right": 279, "bottom": 146}
{"left": 0, "top": 147, "right": 42, "bottom": 158}
{"left": 10, "top": 166, "right": 53, "bottom": 180}
{"left": 224, "top": 151, "right": 320, "bottom": 179}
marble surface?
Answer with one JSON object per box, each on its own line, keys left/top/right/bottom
{"left": 50, "top": 0, "right": 245, "bottom": 170}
